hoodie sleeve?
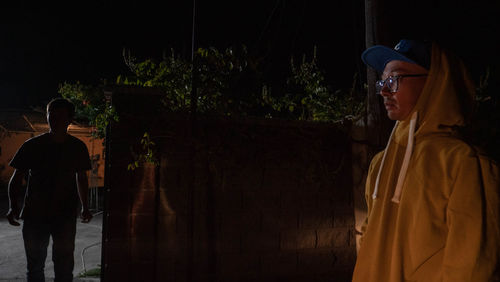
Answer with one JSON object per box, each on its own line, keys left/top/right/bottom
{"left": 443, "top": 154, "right": 500, "bottom": 281}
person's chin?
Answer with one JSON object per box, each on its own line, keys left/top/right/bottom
{"left": 386, "top": 111, "right": 400, "bottom": 121}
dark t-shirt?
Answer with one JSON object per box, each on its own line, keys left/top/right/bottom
{"left": 9, "top": 133, "right": 91, "bottom": 221}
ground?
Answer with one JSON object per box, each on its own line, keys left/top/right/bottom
{"left": 0, "top": 195, "right": 102, "bottom": 281}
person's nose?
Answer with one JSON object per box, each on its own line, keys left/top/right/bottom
{"left": 379, "top": 85, "right": 392, "bottom": 97}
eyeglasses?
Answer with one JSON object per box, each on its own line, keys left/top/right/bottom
{"left": 376, "top": 74, "right": 427, "bottom": 95}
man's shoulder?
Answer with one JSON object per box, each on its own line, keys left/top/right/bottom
{"left": 67, "top": 134, "right": 85, "bottom": 143}
{"left": 418, "top": 135, "right": 477, "bottom": 161}
{"left": 21, "top": 133, "right": 50, "bottom": 147}
{"left": 420, "top": 134, "right": 470, "bottom": 148}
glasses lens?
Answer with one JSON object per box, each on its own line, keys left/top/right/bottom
{"left": 375, "top": 80, "right": 385, "bottom": 94}
{"left": 387, "top": 77, "right": 397, "bottom": 92}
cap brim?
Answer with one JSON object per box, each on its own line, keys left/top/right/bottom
{"left": 361, "top": 45, "right": 417, "bottom": 72}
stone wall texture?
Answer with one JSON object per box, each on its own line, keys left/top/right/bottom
{"left": 102, "top": 87, "right": 356, "bottom": 282}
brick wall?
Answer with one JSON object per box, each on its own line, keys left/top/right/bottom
{"left": 102, "top": 87, "right": 356, "bottom": 282}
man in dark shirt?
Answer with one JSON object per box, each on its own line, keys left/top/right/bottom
{"left": 6, "top": 98, "right": 93, "bottom": 282}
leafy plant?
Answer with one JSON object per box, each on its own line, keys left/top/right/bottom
{"left": 78, "top": 266, "right": 100, "bottom": 277}
{"left": 60, "top": 46, "right": 366, "bottom": 170}
{"left": 118, "top": 46, "right": 253, "bottom": 116}
{"left": 58, "top": 81, "right": 119, "bottom": 138}
{"left": 264, "top": 47, "right": 365, "bottom": 122}
{"left": 462, "top": 67, "right": 500, "bottom": 161}
{"left": 127, "top": 132, "right": 159, "bottom": 170}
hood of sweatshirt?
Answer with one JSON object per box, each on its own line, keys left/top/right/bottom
{"left": 372, "top": 43, "right": 475, "bottom": 202}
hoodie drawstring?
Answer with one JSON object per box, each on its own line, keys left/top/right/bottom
{"left": 372, "top": 111, "right": 418, "bottom": 203}
{"left": 391, "top": 111, "right": 418, "bottom": 203}
{"left": 372, "top": 121, "right": 399, "bottom": 200}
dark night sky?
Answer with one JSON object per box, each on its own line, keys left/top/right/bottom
{"left": 1, "top": 1, "right": 499, "bottom": 109}
{"left": 0, "top": 2, "right": 365, "bottom": 109}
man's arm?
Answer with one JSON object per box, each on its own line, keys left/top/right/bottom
{"left": 6, "top": 169, "right": 26, "bottom": 226}
{"left": 76, "top": 170, "right": 92, "bottom": 223}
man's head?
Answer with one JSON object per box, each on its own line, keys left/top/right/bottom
{"left": 46, "top": 98, "right": 75, "bottom": 133}
{"left": 362, "top": 40, "right": 431, "bottom": 120}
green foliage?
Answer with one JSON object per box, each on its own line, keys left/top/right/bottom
{"left": 118, "top": 48, "right": 193, "bottom": 112}
{"left": 117, "top": 46, "right": 364, "bottom": 122}
{"left": 118, "top": 46, "right": 259, "bottom": 116}
{"left": 58, "top": 81, "right": 119, "bottom": 138}
{"left": 265, "top": 48, "right": 364, "bottom": 121}
{"left": 78, "top": 266, "right": 100, "bottom": 277}
{"left": 462, "top": 67, "right": 500, "bottom": 162}
{"left": 127, "top": 132, "right": 159, "bottom": 170}
{"left": 63, "top": 46, "right": 366, "bottom": 170}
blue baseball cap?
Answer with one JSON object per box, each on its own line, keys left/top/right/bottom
{"left": 361, "top": 39, "right": 432, "bottom": 72}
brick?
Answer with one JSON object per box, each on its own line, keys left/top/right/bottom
{"left": 176, "top": 213, "right": 189, "bottom": 234}
{"left": 217, "top": 189, "right": 243, "bottom": 211}
{"left": 130, "top": 190, "right": 156, "bottom": 214}
{"left": 159, "top": 183, "right": 189, "bottom": 214}
{"left": 281, "top": 229, "right": 316, "bottom": 250}
{"left": 157, "top": 189, "right": 177, "bottom": 215}
{"left": 106, "top": 189, "right": 130, "bottom": 212}
{"left": 299, "top": 209, "right": 334, "bottom": 229}
{"left": 333, "top": 247, "right": 357, "bottom": 267}
{"left": 315, "top": 190, "right": 335, "bottom": 208}
{"left": 263, "top": 152, "right": 297, "bottom": 169}
{"left": 280, "top": 190, "right": 301, "bottom": 211}
{"left": 106, "top": 213, "right": 129, "bottom": 240}
{"left": 217, "top": 253, "right": 260, "bottom": 278}
{"left": 104, "top": 239, "right": 128, "bottom": 263}
{"left": 157, "top": 216, "right": 179, "bottom": 258}
{"left": 130, "top": 164, "right": 157, "bottom": 193}
{"left": 294, "top": 190, "right": 317, "bottom": 209}
{"left": 105, "top": 262, "right": 130, "bottom": 281}
{"left": 155, "top": 259, "right": 176, "bottom": 282}
{"left": 216, "top": 230, "right": 241, "bottom": 253}
{"left": 331, "top": 190, "right": 353, "bottom": 210}
{"left": 315, "top": 273, "right": 353, "bottom": 282}
{"left": 297, "top": 249, "right": 336, "bottom": 275}
{"left": 157, "top": 215, "right": 176, "bottom": 237}
{"left": 225, "top": 166, "right": 265, "bottom": 191}
{"left": 157, "top": 241, "right": 177, "bottom": 260}
{"left": 130, "top": 238, "right": 156, "bottom": 263}
{"left": 260, "top": 252, "right": 297, "bottom": 276}
{"left": 219, "top": 212, "right": 260, "bottom": 232}
{"left": 241, "top": 231, "right": 280, "bottom": 253}
{"left": 333, "top": 209, "right": 355, "bottom": 228}
{"left": 242, "top": 189, "right": 281, "bottom": 211}
{"left": 129, "top": 214, "right": 155, "bottom": 240}
{"left": 129, "top": 262, "right": 155, "bottom": 281}
{"left": 316, "top": 228, "right": 350, "bottom": 248}
{"left": 262, "top": 211, "right": 298, "bottom": 231}
{"left": 261, "top": 168, "right": 300, "bottom": 192}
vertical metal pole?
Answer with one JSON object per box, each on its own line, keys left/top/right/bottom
{"left": 101, "top": 90, "right": 113, "bottom": 282}
{"left": 187, "top": 1, "right": 197, "bottom": 282}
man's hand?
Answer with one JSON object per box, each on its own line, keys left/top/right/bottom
{"left": 80, "top": 208, "right": 93, "bottom": 223}
{"left": 6, "top": 169, "right": 25, "bottom": 227}
{"left": 76, "top": 170, "right": 92, "bottom": 223}
{"left": 6, "top": 208, "right": 20, "bottom": 226}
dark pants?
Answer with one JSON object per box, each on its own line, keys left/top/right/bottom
{"left": 22, "top": 217, "right": 77, "bottom": 282}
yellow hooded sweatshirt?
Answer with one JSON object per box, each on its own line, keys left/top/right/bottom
{"left": 352, "top": 44, "right": 500, "bottom": 282}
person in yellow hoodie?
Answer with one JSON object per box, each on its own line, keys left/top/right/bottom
{"left": 352, "top": 39, "right": 500, "bottom": 282}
